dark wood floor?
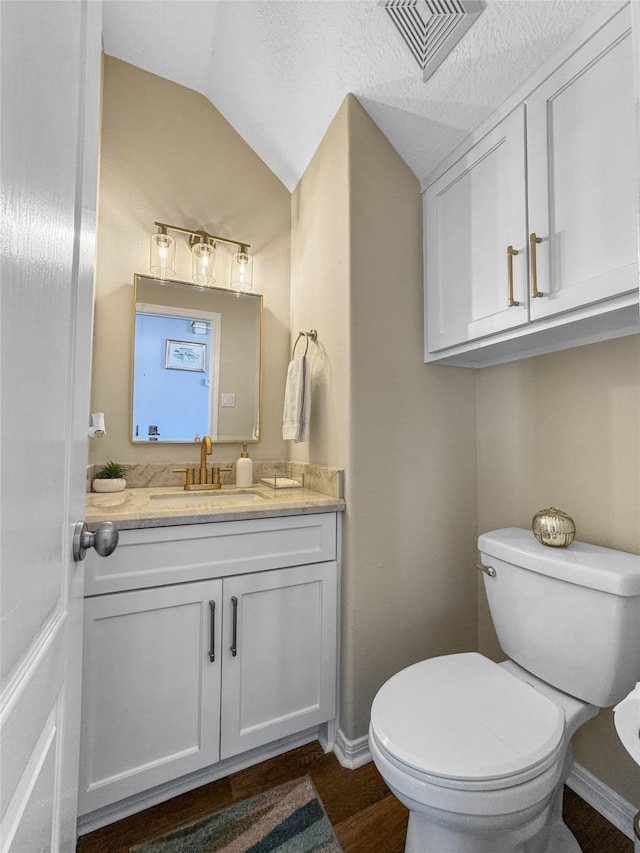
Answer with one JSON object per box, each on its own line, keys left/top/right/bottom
{"left": 77, "top": 741, "right": 633, "bottom": 853}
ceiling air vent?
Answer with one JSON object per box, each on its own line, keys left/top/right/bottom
{"left": 383, "top": 0, "right": 485, "bottom": 81}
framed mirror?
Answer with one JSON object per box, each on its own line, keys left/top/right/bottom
{"left": 131, "top": 274, "right": 262, "bottom": 443}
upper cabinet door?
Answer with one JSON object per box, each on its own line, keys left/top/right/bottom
{"left": 424, "top": 106, "right": 529, "bottom": 353}
{"left": 526, "top": 8, "right": 637, "bottom": 321}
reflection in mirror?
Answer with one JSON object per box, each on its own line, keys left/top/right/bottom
{"left": 131, "top": 275, "right": 262, "bottom": 443}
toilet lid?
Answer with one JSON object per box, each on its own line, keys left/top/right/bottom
{"left": 371, "top": 653, "right": 564, "bottom": 782}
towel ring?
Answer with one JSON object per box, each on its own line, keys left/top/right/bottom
{"left": 292, "top": 329, "right": 318, "bottom": 359}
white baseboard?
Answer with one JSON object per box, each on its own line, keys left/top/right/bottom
{"left": 318, "top": 719, "right": 337, "bottom": 754}
{"left": 566, "top": 762, "right": 637, "bottom": 841}
{"left": 333, "top": 728, "right": 371, "bottom": 770}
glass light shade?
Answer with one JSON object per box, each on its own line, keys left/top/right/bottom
{"left": 230, "top": 249, "right": 253, "bottom": 292}
{"left": 150, "top": 231, "right": 176, "bottom": 279}
{"left": 191, "top": 240, "right": 216, "bottom": 286}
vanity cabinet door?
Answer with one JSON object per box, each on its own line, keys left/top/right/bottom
{"left": 220, "top": 562, "right": 337, "bottom": 760}
{"left": 526, "top": 8, "right": 636, "bottom": 321}
{"left": 78, "top": 580, "right": 222, "bottom": 815}
{"left": 424, "top": 106, "right": 529, "bottom": 353}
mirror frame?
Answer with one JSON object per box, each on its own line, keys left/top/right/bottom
{"left": 130, "top": 273, "right": 263, "bottom": 444}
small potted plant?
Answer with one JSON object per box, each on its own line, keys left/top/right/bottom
{"left": 92, "top": 461, "right": 127, "bottom": 493}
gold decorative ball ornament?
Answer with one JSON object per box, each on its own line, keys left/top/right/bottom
{"left": 532, "top": 507, "right": 576, "bottom": 548}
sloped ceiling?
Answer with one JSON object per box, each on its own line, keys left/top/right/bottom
{"left": 102, "top": 0, "right": 610, "bottom": 191}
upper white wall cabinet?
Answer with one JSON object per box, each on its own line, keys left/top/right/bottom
{"left": 423, "top": 5, "right": 639, "bottom": 368}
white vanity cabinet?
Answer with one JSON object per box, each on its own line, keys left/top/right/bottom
{"left": 78, "top": 513, "right": 338, "bottom": 820}
{"left": 424, "top": 6, "right": 638, "bottom": 367}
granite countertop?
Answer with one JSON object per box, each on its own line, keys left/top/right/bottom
{"left": 86, "top": 483, "right": 345, "bottom": 530}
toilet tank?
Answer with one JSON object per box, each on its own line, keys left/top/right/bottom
{"left": 478, "top": 528, "right": 640, "bottom": 707}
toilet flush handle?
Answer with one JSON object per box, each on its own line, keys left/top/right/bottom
{"left": 476, "top": 563, "right": 497, "bottom": 578}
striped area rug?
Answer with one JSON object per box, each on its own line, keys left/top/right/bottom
{"left": 130, "top": 776, "right": 343, "bottom": 853}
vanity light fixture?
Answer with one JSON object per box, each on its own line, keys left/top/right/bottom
{"left": 150, "top": 221, "right": 252, "bottom": 290}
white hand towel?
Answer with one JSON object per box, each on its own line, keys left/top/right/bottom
{"left": 282, "top": 355, "right": 310, "bottom": 442}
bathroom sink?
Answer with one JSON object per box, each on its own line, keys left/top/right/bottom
{"left": 149, "top": 489, "right": 266, "bottom": 508}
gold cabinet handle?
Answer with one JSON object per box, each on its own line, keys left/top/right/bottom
{"left": 530, "top": 232, "right": 543, "bottom": 298}
{"left": 507, "top": 246, "right": 519, "bottom": 307}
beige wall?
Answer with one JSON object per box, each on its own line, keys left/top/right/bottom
{"left": 477, "top": 334, "right": 640, "bottom": 803}
{"left": 291, "top": 96, "right": 479, "bottom": 739}
{"left": 346, "top": 98, "right": 480, "bottom": 737}
{"left": 91, "top": 56, "right": 291, "bottom": 466}
{"left": 289, "top": 101, "right": 350, "bottom": 471}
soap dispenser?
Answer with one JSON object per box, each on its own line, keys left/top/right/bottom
{"left": 236, "top": 443, "right": 253, "bottom": 487}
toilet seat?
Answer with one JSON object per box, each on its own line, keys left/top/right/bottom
{"left": 370, "top": 652, "right": 565, "bottom": 790}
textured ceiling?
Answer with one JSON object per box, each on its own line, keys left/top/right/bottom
{"left": 102, "top": 0, "right": 610, "bottom": 191}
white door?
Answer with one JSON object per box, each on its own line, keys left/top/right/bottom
{"left": 0, "top": 2, "right": 102, "bottom": 850}
{"left": 526, "top": 7, "right": 637, "bottom": 321}
{"left": 424, "top": 106, "right": 529, "bottom": 355}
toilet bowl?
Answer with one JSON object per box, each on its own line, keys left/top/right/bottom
{"left": 369, "top": 528, "right": 640, "bottom": 853}
{"left": 370, "top": 653, "right": 597, "bottom": 853}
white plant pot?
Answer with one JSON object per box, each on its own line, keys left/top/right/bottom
{"left": 92, "top": 478, "right": 126, "bottom": 493}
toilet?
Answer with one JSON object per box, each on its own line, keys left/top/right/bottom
{"left": 369, "top": 527, "right": 640, "bottom": 853}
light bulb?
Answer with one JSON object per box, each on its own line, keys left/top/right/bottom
{"left": 192, "top": 239, "right": 216, "bottom": 285}
{"left": 230, "top": 249, "right": 253, "bottom": 292}
{"left": 150, "top": 230, "right": 176, "bottom": 278}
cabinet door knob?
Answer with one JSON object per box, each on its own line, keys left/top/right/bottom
{"left": 530, "top": 232, "right": 544, "bottom": 298}
{"left": 507, "top": 245, "right": 520, "bottom": 307}
{"left": 230, "top": 595, "right": 238, "bottom": 657}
